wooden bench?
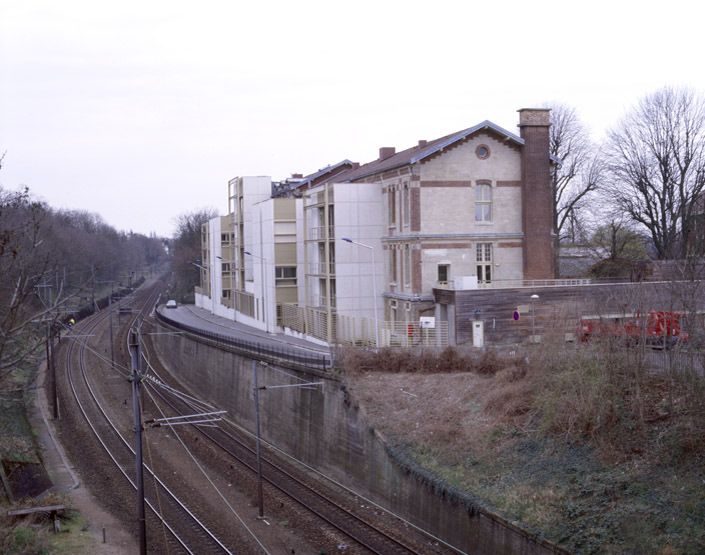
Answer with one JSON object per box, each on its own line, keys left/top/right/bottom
{"left": 7, "top": 504, "right": 66, "bottom": 533}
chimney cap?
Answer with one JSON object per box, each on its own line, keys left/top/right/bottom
{"left": 517, "top": 108, "right": 551, "bottom": 127}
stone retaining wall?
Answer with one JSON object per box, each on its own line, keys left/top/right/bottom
{"left": 151, "top": 326, "right": 563, "bottom": 554}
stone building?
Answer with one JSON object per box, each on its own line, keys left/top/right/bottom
{"left": 198, "top": 108, "right": 557, "bottom": 346}
{"left": 293, "top": 108, "right": 556, "bottom": 344}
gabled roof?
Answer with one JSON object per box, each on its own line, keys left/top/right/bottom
{"left": 333, "top": 120, "right": 525, "bottom": 183}
{"left": 273, "top": 159, "right": 356, "bottom": 196}
{"left": 298, "top": 159, "right": 355, "bottom": 187}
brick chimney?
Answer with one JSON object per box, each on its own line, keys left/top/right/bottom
{"left": 291, "top": 173, "right": 303, "bottom": 179}
{"left": 379, "top": 147, "right": 396, "bottom": 160}
{"left": 418, "top": 140, "right": 427, "bottom": 147}
{"left": 518, "top": 108, "right": 555, "bottom": 279}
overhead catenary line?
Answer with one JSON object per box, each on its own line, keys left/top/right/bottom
{"left": 142, "top": 384, "right": 272, "bottom": 555}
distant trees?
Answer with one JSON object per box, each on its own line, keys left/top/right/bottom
{"left": 588, "top": 219, "right": 649, "bottom": 279}
{"left": 605, "top": 87, "right": 705, "bottom": 260}
{"left": 0, "top": 185, "right": 167, "bottom": 382}
{"left": 171, "top": 208, "right": 217, "bottom": 302}
{"left": 548, "top": 104, "right": 604, "bottom": 244}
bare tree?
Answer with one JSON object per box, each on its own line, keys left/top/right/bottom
{"left": 171, "top": 208, "right": 218, "bottom": 302}
{"left": 0, "top": 184, "right": 169, "bottom": 382}
{"left": 605, "top": 87, "right": 705, "bottom": 260}
{"left": 0, "top": 187, "right": 60, "bottom": 377}
{"left": 590, "top": 218, "right": 647, "bottom": 262}
{"left": 549, "top": 104, "right": 604, "bottom": 245}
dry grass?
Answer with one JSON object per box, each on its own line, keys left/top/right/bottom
{"left": 341, "top": 303, "right": 705, "bottom": 552}
{"left": 337, "top": 345, "right": 508, "bottom": 375}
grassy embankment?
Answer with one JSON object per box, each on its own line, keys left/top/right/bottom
{"left": 341, "top": 338, "right": 705, "bottom": 554}
{"left": 0, "top": 350, "right": 97, "bottom": 554}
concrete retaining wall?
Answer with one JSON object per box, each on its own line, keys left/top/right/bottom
{"left": 151, "top": 328, "right": 561, "bottom": 554}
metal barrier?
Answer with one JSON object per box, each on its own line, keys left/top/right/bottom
{"left": 155, "top": 309, "right": 330, "bottom": 372}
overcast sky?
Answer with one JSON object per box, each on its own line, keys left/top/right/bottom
{"left": 1, "top": 0, "right": 704, "bottom": 237}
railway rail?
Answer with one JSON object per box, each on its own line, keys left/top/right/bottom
{"left": 140, "top": 324, "right": 459, "bottom": 555}
{"left": 58, "top": 278, "right": 459, "bottom": 554}
{"left": 60, "top": 281, "right": 233, "bottom": 553}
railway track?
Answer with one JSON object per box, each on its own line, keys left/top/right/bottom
{"left": 60, "top": 280, "right": 233, "bottom": 554}
{"left": 58, "top": 278, "right": 458, "bottom": 554}
{"left": 140, "top": 324, "right": 458, "bottom": 555}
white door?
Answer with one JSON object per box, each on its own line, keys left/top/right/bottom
{"left": 472, "top": 320, "right": 484, "bottom": 348}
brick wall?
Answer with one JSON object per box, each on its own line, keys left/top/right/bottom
{"left": 519, "top": 109, "right": 555, "bottom": 279}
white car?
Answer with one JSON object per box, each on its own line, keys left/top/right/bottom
{"left": 165, "top": 299, "right": 177, "bottom": 309}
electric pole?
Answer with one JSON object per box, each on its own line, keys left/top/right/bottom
{"left": 129, "top": 329, "right": 147, "bottom": 554}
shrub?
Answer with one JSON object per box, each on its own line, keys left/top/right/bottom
{"left": 338, "top": 345, "right": 517, "bottom": 375}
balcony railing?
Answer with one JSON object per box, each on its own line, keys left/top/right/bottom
{"left": 307, "top": 262, "right": 336, "bottom": 276}
{"left": 307, "top": 225, "right": 335, "bottom": 241}
{"left": 434, "top": 278, "right": 593, "bottom": 290}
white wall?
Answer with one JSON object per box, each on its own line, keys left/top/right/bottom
{"left": 249, "top": 199, "right": 276, "bottom": 333}
{"left": 333, "top": 181, "right": 385, "bottom": 324}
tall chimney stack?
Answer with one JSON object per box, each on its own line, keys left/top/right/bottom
{"left": 518, "top": 108, "right": 555, "bottom": 279}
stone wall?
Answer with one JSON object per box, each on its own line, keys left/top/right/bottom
{"left": 151, "top": 325, "right": 563, "bottom": 554}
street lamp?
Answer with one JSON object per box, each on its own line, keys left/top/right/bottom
{"left": 244, "top": 251, "right": 270, "bottom": 333}
{"left": 341, "top": 237, "right": 379, "bottom": 348}
{"left": 530, "top": 294, "right": 539, "bottom": 342}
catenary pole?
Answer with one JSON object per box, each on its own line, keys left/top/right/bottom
{"left": 129, "top": 329, "right": 147, "bottom": 554}
{"left": 252, "top": 359, "right": 265, "bottom": 518}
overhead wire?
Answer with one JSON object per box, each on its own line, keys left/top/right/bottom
{"left": 142, "top": 381, "right": 272, "bottom": 555}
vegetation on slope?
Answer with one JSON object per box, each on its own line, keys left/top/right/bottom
{"left": 341, "top": 339, "right": 705, "bottom": 554}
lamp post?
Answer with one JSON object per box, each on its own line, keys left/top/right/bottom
{"left": 341, "top": 237, "right": 379, "bottom": 348}
{"left": 244, "top": 251, "right": 270, "bottom": 333}
{"left": 530, "top": 294, "right": 539, "bottom": 342}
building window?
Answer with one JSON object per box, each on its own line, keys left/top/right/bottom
{"left": 222, "top": 289, "right": 231, "bottom": 299}
{"left": 476, "top": 243, "right": 492, "bottom": 283}
{"left": 390, "top": 249, "right": 397, "bottom": 284}
{"left": 221, "top": 262, "right": 231, "bottom": 273}
{"left": 437, "top": 264, "right": 450, "bottom": 284}
{"left": 402, "top": 184, "right": 410, "bottom": 227}
{"left": 475, "top": 183, "right": 492, "bottom": 222}
{"left": 404, "top": 245, "right": 411, "bottom": 288}
{"left": 475, "top": 144, "right": 491, "bottom": 160}
{"left": 389, "top": 187, "right": 397, "bottom": 227}
{"left": 275, "top": 266, "right": 297, "bottom": 285}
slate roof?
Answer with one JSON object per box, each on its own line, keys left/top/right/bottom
{"left": 333, "top": 120, "right": 525, "bottom": 183}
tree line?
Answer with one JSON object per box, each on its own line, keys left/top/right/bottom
{"left": 0, "top": 186, "right": 168, "bottom": 382}
{"left": 550, "top": 87, "right": 705, "bottom": 275}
